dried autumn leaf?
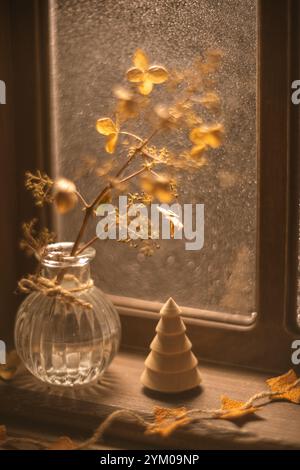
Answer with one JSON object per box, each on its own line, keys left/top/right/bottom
{"left": 216, "top": 395, "right": 259, "bottom": 421}
{"left": 96, "top": 118, "right": 119, "bottom": 153}
{"left": 279, "top": 388, "right": 300, "bottom": 404}
{"left": 48, "top": 436, "right": 77, "bottom": 450}
{"left": 266, "top": 369, "right": 297, "bottom": 392}
{"left": 126, "top": 49, "right": 168, "bottom": 95}
{"left": 0, "top": 350, "right": 20, "bottom": 381}
{"left": 145, "top": 406, "right": 191, "bottom": 437}
{"left": 266, "top": 370, "right": 300, "bottom": 404}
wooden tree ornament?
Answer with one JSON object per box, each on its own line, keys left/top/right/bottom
{"left": 141, "top": 297, "right": 202, "bottom": 393}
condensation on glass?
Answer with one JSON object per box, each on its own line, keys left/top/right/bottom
{"left": 49, "top": 0, "right": 257, "bottom": 317}
{"left": 297, "top": 206, "right": 300, "bottom": 328}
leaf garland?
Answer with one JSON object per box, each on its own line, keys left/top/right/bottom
{"left": 266, "top": 369, "right": 300, "bottom": 404}
{"left": 216, "top": 396, "right": 260, "bottom": 420}
{"left": 145, "top": 407, "right": 191, "bottom": 437}
{"left": 0, "top": 369, "right": 299, "bottom": 448}
{"left": 0, "top": 351, "right": 20, "bottom": 381}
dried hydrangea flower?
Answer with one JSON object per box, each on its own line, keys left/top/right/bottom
{"left": 20, "top": 47, "right": 224, "bottom": 261}
{"left": 192, "top": 92, "right": 221, "bottom": 111}
{"left": 189, "top": 123, "right": 224, "bottom": 156}
{"left": 126, "top": 49, "right": 168, "bottom": 96}
{"left": 114, "top": 86, "right": 139, "bottom": 119}
{"left": 154, "top": 104, "right": 182, "bottom": 130}
{"left": 140, "top": 173, "right": 174, "bottom": 204}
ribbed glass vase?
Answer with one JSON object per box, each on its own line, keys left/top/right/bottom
{"left": 15, "top": 242, "right": 121, "bottom": 387}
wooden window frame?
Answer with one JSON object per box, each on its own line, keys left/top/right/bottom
{"left": 3, "top": 0, "right": 299, "bottom": 372}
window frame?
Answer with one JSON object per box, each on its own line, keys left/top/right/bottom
{"left": 6, "top": 0, "right": 300, "bottom": 372}
{"left": 107, "top": 0, "right": 300, "bottom": 372}
{"left": 0, "top": 0, "right": 52, "bottom": 348}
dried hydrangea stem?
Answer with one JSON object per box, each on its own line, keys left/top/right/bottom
{"left": 70, "top": 128, "right": 159, "bottom": 258}
{"left": 75, "top": 190, "right": 89, "bottom": 208}
{"left": 119, "top": 131, "right": 144, "bottom": 143}
{"left": 73, "top": 166, "right": 148, "bottom": 255}
{"left": 76, "top": 235, "right": 99, "bottom": 256}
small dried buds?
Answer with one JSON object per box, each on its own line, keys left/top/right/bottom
{"left": 25, "top": 171, "right": 54, "bottom": 206}
{"left": 53, "top": 178, "right": 78, "bottom": 214}
{"left": 20, "top": 219, "right": 56, "bottom": 258}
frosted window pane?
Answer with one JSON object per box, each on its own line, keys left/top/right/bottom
{"left": 298, "top": 210, "right": 300, "bottom": 327}
{"left": 50, "top": 0, "right": 257, "bottom": 316}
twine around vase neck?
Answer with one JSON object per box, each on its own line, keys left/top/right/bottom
{"left": 18, "top": 273, "right": 94, "bottom": 310}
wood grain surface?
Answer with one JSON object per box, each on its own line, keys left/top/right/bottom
{"left": 0, "top": 351, "right": 299, "bottom": 450}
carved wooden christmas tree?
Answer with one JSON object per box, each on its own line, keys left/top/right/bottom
{"left": 141, "top": 297, "right": 201, "bottom": 393}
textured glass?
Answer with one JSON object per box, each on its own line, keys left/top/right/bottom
{"left": 297, "top": 206, "right": 300, "bottom": 327}
{"left": 15, "top": 244, "right": 121, "bottom": 386}
{"left": 50, "top": 0, "right": 257, "bottom": 316}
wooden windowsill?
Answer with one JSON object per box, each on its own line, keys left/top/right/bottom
{"left": 0, "top": 350, "right": 299, "bottom": 450}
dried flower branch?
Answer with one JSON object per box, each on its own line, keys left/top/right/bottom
{"left": 21, "top": 47, "right": 224, "bottom": 279}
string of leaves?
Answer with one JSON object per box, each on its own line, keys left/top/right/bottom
{"left": 0, "top": 365, "right": 299, "bottom": 449}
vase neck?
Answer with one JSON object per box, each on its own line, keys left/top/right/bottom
{"left": 41, "top": 263, "right": 92, "bottom": 286}
{"left": 40, "top": 242, "right": 95, "bottom": 286}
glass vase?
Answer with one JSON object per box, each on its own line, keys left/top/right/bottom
{"left": 15, "top": 242, "right": 121, "bottom": 387}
